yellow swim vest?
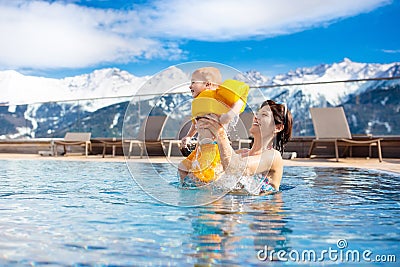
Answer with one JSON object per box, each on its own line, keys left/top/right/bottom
{"left": 192, "top": 79, "right": 249, "bottom": 118}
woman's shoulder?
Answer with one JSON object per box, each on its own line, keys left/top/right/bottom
{"left": 272, "top": 149, "right": 283, "bottom": 164}
{"left": 262, "top": 149, "right": 283, "bottom": 169}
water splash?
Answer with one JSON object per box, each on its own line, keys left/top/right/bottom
{"left": 191, "top": 144, "right": 202, "bottom": 171}
{"left": 213, "top": 173, "right": 265, "bottom": 195}
{"left": 210, "top": 154, "right": 266, "bottom": 196}
{"left": 225, "top": 114, "right": 239, "bottom": 134}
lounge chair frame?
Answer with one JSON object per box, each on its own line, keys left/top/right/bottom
{"left": 125, "top": 115, "right": 167, "bottom": 158}
{"left": 308, "top": 107, "right": 382, "bottom": 162}
{"left": 163, "top": 118, "right": 197, "bottom": 157}
{"left": 54, "top": 132, "right": 91, "bottom": 157}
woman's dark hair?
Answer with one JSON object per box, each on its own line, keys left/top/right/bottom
{"left": 260, "top": 100, "right": 293, "bottom": 154}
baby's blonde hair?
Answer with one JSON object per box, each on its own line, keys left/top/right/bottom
{"left": 192, "top": 67, "right": 222, "bottom": 85}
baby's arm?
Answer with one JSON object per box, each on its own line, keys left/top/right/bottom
{"left": 181, "top": 121, "right": 197, "bottom": 148}
{"left": 219, "top": 99, "right": 244, "bottom": 125}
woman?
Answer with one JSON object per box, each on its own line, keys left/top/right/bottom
{"left": 196, "top": 100, "right": 293, "bottom": 193}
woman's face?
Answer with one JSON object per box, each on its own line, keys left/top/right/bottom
{"left": 249, "top": 105, "right": 275, "bottom": 137}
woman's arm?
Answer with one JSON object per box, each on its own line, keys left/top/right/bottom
{"left": 197, "top": 115, "right": 279, "bottom": 177}
{"left": 197, "top": 115, "right": 263, "bottom": 173}
{"left": 196, "top": 115, "right": 235, "bottom": 170}
{"left": 219, "top": 99, "right": 244, "bottom": 125}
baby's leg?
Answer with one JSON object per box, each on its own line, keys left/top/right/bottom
{"left": 178, "top": 161, "right": 189, "bottom": 183}
{"left": 196, "top": 114, "right": 219, "bottom": 144}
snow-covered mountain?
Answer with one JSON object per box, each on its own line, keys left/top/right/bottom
{"left": 2, "top": 58, "right": 399, "bottom": 108}
{"left": 0, "top": 68, "right": 150, "bottom": 111}
{"left": 1, "top": 58, "right": 399, "bottom": 139}
{"left": 242, "top": 58, "right": 400, "bottom": 106}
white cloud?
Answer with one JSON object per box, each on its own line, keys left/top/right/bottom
{"left": 382, "top": 49, "right": 400, "bottom": 54}
{"left": 146, "top": 0, "right": 391, "bottom": 40}
{"left": 0, "top": 0, "right": 391, "bottom": 69}
{"left": 0, "top": 0, "right": 182, "bottom": 69}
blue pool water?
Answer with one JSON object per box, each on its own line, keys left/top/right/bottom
{"left": 0, "top": 160, "right": 399, "bottom": 266}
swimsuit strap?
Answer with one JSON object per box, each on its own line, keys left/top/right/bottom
{"left": 198, "top": 138, "right": 217, "bottom": 145}
{"left": 260, "top": 171, "right": 270, "bottom": 180}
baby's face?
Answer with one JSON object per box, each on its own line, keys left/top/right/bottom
{"left": 189, "top": 71, "right": 207, "bottom": 98}
{"left": 189, "top": 81, "right": 206, "bottom": 98}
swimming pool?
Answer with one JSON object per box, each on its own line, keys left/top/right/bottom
{"left": 0, "top": 160, "right": 398, "bottom": 265}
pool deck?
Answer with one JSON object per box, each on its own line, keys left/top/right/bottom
{"left": 1, "top": 153, "right": 399, "bottom": 175}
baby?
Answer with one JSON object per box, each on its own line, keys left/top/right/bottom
{"left": 178, "top": 67, "right": 249, "bottom": 184}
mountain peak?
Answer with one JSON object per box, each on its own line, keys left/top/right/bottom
{"left": 342, "top": 57, "right": 353, "bottom": 63}
{"left": 240, "top": 70, "right": 270, "bottom": 86}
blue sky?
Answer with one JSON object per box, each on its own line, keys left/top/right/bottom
{"left": 0, "top": 0, "right": 399, "bottom": 78}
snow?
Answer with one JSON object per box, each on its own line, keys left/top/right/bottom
{"left": 243, "top": 58, "right": 399, "bottom": 106}
{"left": 0, "top": 68, "right": 150, "bottom": 111}
{"left": 110, "top": 113, "right": 120, "bottom": 129}
{"left": 1, "top": 58, "right": 399, "bottom": 114}
{"left": 0, "top": 127, "right": 31, "bottom": 139}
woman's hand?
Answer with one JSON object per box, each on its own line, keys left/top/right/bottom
{"left": 196, "top": 114, "right": 224, "bottom": 137}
